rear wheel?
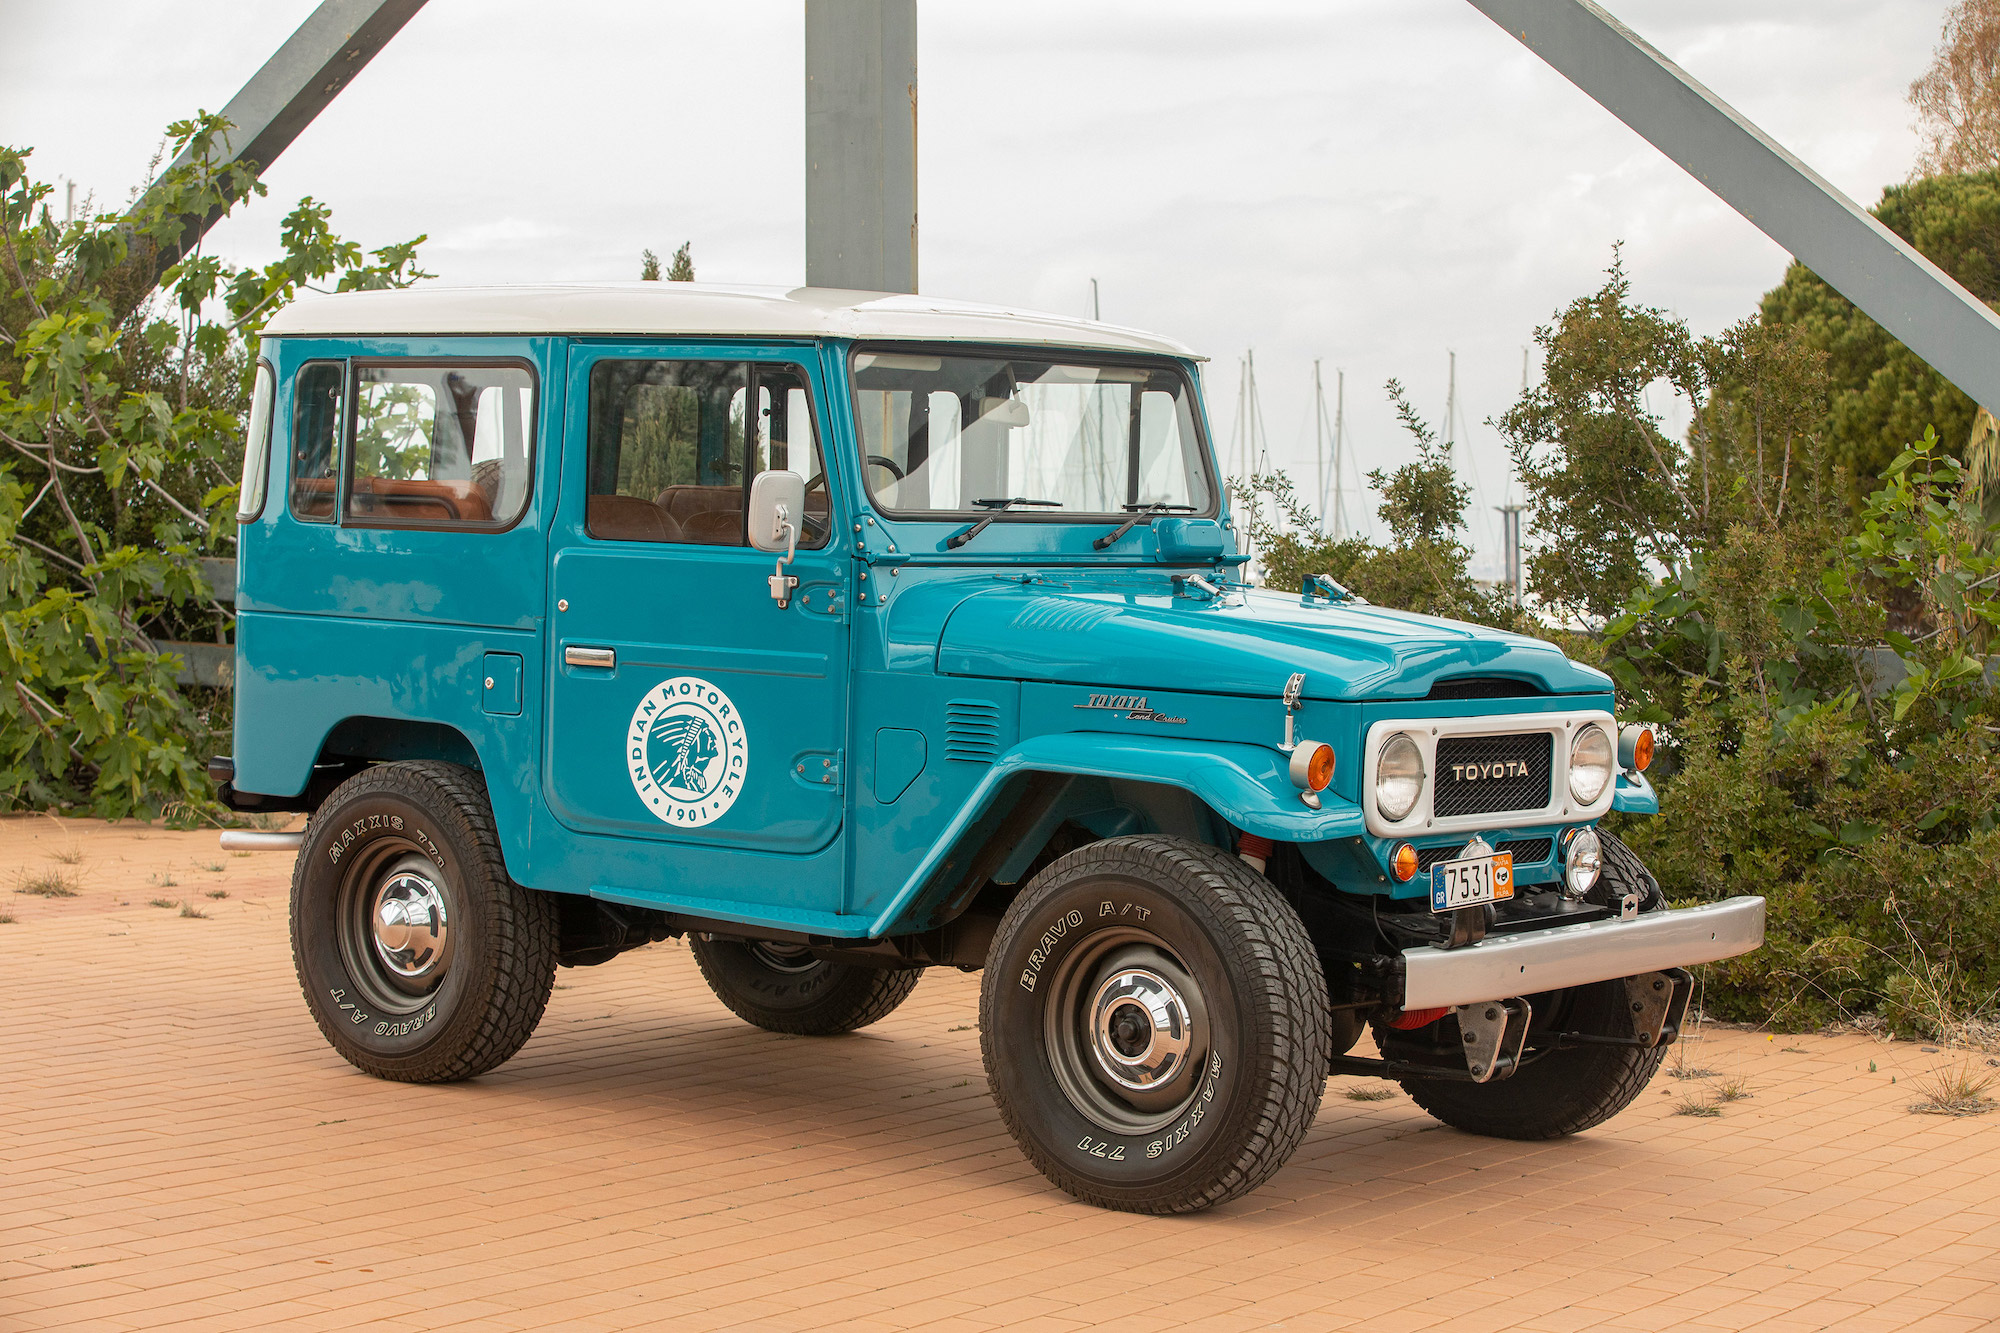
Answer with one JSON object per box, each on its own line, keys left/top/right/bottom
{"left": 688, "top": 935, "right": 920, "bottom": 1035}
{"left": 290, "top": 762, "right": 557, "bottom": 1083}
{"left": 980, "top": 835, "right": 1330, "bottom": 1214}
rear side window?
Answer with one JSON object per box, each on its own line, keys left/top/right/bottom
{"left": 347, "top": 363, "right": 534, "bottom": 528}
{"left": 584, "top": 360, "right": 828, "bottom": 547}
{"left": 289, "top": 361, "right": 344, "bottom": 522}
{"left": 237, "top": 361, "right": 275, "bottom": 522}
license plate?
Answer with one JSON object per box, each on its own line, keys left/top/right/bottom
{"left": 1430, "top": 852, "right": 1515, "bottom": 913}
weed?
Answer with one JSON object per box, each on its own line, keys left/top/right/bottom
{"left": 1667, "top": 1065, "right": 1718, "bottom": 1080}
{"left": 1673, "top": 1095, "right": 1722, "bottom": 1118}
{"left": 1782, "top": 1047, "right": 1811, "bottom": 1054}
{"left": 15, "top": 869, "right": 78, "bottom": 897}
{"left": 178, "top": 902, "right": 206, "bottom": 919}
{"left": 49, "top": 845, "right": 83, "bottom": 865}
{"left": 204, "top": 889, "right": 228, "bottom": 900}
{"left": 197, "top": 862, "right": 223, "bottom": 873}
{"left": 0, "top": 912, "right": 13, "bottom": 924}
{"left": 1909, "top": 1061, "right": 1997, "bottom": 1117}
{"left": 1343, "top": 1087, "right": 1397, "bottom": 1102}
{"left": 1869, "top": 1060, "right": 1878, "bottom": 1073}
{"left": 148, "top": 898, "right": 176, "bottom": 909}
{"left": 1715, "top": 1077, "right": 1753, "bottom": 1102}
{"left": 948, "top": 1024, "right": 975, "bottom": 1032}
{"left": 231, "top": 851, "right": 252, "bottom": 858}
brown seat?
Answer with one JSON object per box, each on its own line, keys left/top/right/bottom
{"left": 587, "top": 494, "right": 683, "bottom": 543}
{"left": 656, "top": 484, "right": 744, "bottom": 546}
{"left": 346, "top": 476, "right": 495, "bottom": 524}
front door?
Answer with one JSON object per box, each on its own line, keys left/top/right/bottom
{"left": 545, "top": 344, "right": 850, "bottom": 880}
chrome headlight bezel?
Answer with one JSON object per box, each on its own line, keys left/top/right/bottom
{"left": 1568, "top": 723, "right": 1614, "bottom": 806}
{"left": 1374, "top": 732, "right": 1425, "bottom": 823}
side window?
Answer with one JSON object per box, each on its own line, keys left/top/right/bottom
{"left": 237, "top": 361, "right": 275, "bottom": 522}
{"left": 586, "top": 360, "right": 828, "bottom": 547}
{"left": 347, "top": 364, "right": 534, "bottom": 528}
{"left": 289, "top": 361, "right": 344, "bottom": 522}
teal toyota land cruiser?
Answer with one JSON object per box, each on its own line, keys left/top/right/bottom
{"left": 215, "top": 283, "right": 1764, "bottom": 1214}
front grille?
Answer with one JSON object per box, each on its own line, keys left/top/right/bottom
{"left": 1416, "top": 836, "right": 1555, "bottom": 872}
{"left": 1432, "top": 733, "right": 1554, "bottom": 818}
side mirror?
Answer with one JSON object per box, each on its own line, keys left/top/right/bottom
{"left": 748, "top": 469, "right": 806, "bottom": 608}
{"left": 748, "top": 470, "right": 806, "bottom": 556}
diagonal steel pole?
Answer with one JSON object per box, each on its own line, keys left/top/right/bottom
{"left": 1468, "top": 0, "right": 2000, "bottom": 414}
{"left": 123, "top": 0, "right": 428, "bottom": 302}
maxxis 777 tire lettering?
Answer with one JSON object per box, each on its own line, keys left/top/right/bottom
{"left": 980, "top": 835, "right": 1331, "bottom": 1214}
{"left": 290, "top": 761, "right": 558, "bottom": 1083}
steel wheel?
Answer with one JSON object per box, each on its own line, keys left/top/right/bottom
{"left": 1043, "top": 932, "right": 1211, "bottom": 1135}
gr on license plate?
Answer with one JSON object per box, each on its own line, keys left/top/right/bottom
{"left": 1430, "top": 852, "right": 1515, "bottom": 913}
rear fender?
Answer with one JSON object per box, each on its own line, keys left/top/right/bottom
{"left": 871, "top": 733, "right": 1364, "bottom": 937}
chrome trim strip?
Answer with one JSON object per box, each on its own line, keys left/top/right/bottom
{"left": 219, "top": 831, "right": 304, "bottom": 852}
{"left": 1400, "top": 895, "right": 1766, "bottom": 1010}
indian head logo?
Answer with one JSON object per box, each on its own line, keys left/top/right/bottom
{"left": 627, "top": 676, "right": 748, "bottom": 826}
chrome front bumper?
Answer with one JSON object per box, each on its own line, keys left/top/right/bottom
{"left": 1400, "top": 895, "right": 1766, "bottom": 1010}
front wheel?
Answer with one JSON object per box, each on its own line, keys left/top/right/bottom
{"left": 688, "top": 935, "right": 921, "bottom": 1035}
{"left": 980, "top": 835, "right": 1331, "bottom": 1214}
{"left": 290, "top": 762, "right": 558, "bottom": 1083}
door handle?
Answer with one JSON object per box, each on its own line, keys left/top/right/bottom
{"left": 564, "top": 645, "right": 616, "bottom": 669}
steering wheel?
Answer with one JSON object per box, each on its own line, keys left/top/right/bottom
{"left": 864, "top": 453, "right": 906, "bottom": 481}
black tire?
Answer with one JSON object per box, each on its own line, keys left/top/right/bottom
{"left": 688, "top": 936, "right": 921, "bottom": 1035}
{"left": 290, "top": 761, "right": 557, "bottom": 1083}
{"left": 979, "top": 835, "right": 1330, "bottom": 1214}
{"left": 1391, "top": 832, "right": 1668, "bottom": 1139}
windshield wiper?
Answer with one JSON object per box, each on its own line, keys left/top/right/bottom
{"left": 946, "top": 497, "right": 1062, "bottom": 549}
{"left": 1092, "top": 502, "right": 1199, "bottom": 551}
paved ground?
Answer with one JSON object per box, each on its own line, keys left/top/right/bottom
{"left": 3, "top": 815, "right": 1997, "bottom": 1333}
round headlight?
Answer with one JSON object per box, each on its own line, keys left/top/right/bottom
{"left": 1568, "top": 724, "right": 1614, "bottom": 805}
{"left": 1375, "top": 732, "right": 1425, "bottom": 822}
{"left": 1562, "top": 826, "right": 1603, "bottom": 899}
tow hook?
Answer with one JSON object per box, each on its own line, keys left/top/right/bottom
{"left": 1456, "top": 997, "right": 1532, "bottom": 1083}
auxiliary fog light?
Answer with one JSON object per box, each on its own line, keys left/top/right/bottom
{"left": 1618, "top": 723, "right": 1656, "bottom": 773}
{"left": 1561, "top": 826, "right": 1603, "bottom": 900}
{"left": 1391, "top": 843, "right": 1420, "bottom": 883}
{"left": 1568, "top": 723, "right": 1614, "bottom": 806}
{"left": 1375, "top": 732, "right": 1425, "bottom": 822}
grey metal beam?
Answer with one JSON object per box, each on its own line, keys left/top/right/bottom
{"left": 136, "top": 0, "right": 429, "bottom": 286}
{"left": 805, "top": 0, "right": 918, "bottom": 293}
{"left": 1467, "top": 0, "right": 2000, "bottom": 414}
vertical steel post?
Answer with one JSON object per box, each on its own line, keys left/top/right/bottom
{"left": 805, "top": 0, "right": 918, "bottom": 293}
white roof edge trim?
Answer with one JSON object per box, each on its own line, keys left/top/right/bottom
{"left": 259, "top": 282, "right": 1204, "bottom": 360}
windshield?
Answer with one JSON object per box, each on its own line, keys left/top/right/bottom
{"left": 850, "top": 347, "right": 1213, "bottom": 517}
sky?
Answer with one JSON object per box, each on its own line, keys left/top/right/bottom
{"left": 0, "top": 0, "right": 1955, "bottom": 578}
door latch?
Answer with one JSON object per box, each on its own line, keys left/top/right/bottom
{"left": 564, "top": 645, "right": 616, "bottom": 669}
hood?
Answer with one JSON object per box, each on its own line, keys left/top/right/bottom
{"left": 933, "top": 577, "right": 1607, "bottom": 701}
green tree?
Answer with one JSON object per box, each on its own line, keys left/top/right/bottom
{"left": 667, "top": 241, "right": 695, "bottom": 282}
{"left": 1757, "top": 171, "right": 2000, "bottom": 500}
{"left": 1234, "top": 381, "right": 1507, "bottom": 626}
{"left": 0, "top": 112, "right": 427, "bottom": 815}
{"left": 639, "top": 248, "right": 661, "bottom": 281}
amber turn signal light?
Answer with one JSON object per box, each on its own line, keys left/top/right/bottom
{"left": 1392, "top": 842, "right": 1419, "bottom": 882}
{"left": 1289, "top": 741, "right": 1335, "bottom": 792}
{"left": 1618, "top": 723, "right": 1655, "bottom": 773}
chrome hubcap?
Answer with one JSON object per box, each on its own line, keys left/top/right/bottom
{"left": 1088, "top": 968, "right": 1194, "bottom": 1092}
{"left": 371, "top": 871, "right": 448, "bottom": 980}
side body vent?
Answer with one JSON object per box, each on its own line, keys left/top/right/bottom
{"left": 944, "top": 698, "right": 1003, "bottom": 763}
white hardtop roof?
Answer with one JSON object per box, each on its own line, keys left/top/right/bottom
{"left": 260, "top": 282, "right": 1201, "bottom": 359}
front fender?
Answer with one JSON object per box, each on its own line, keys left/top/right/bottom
{"left": 869, "top": 732, "right": 1364, "bottom": 936}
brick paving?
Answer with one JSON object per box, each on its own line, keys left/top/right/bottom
{"left": 3, "top": 814, "right": 1997, "bottom": 1332}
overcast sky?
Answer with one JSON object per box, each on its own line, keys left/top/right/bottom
{"left": 0, "top": 0, "right": 1953, "bottom": 576}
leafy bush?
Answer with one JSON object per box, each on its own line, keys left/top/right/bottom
{"left": 0, "top": 113, "right": 426, "bottom": 815}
